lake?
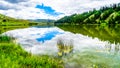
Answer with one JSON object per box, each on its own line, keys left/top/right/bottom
{"left": 2, "top": 25, "right": 120, "bottom": 68}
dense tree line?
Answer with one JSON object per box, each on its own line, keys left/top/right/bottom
{"left": 55, "top": 3, "right": 120, "bottom": 25}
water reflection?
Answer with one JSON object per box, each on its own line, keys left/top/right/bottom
{"left": 36, "top": 30, "right": 63, "bottom": 43}
{"left": 2, "top": 25, "right": 120, "bottom": 68}
{"left": 105, "top": 42, "right": 120, "bottom": 54}
{"left": 59, "top": 25, "right": 120, "bottom": 53}
{"left": 0, "top": 26, "right": 28, "bottom": 34}
{"left": 57, "top": 38, "right": 73, "bottom": 56}
{"left": 58, "top": 25, "right": 120, "bottom": 68}
{"left": 59, "top": 25, "right": 120, "bottom": 44}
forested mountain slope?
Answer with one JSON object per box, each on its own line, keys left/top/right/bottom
{"left": 55, "top": 3, "right": 120, "bottom": 25}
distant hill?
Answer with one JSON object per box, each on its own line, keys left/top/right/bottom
{"left": 0, "top": 14, "right": 30, "bottom": 25}
{"left": 0, "top": 14, "right": 15, "bottom": 22}
{"left": 0, "top": 14, "right": 39, "bottom": 33}
{"left": 29, "top": 19, "right": 55, "bottom": 23}
{"left": 55, "top": 3, "right": 120, "bottom": 25}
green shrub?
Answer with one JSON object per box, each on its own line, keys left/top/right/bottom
{"left": 0, "top": 35, "right": 12, "bottom": 42}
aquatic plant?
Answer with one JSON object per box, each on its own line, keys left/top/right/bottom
{"left": 57, "top": 38, "right": 73, "bottom": 56}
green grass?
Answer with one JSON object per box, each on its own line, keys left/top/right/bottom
{"left": 0, "top": 31, "right": 64, "bottom": 68}
{"left": 0, "top": 42, "right": 63, "bottom": 68}
{"left": 0, "top": 35, "right": 12, "bottom": 42}
{"left": 0, "top": 32, "right": 64, "bottom": 68}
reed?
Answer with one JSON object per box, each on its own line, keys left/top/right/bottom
{"left": 57, "top": 38, "right": 73, "bottom": 56}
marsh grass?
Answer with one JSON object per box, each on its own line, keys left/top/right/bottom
{"left": 0, "top": 42, "right": 64, "bottom": 68}
{"left": 57, "top": 38, "right": 73, "bottom": 56}
{"left": 0, "top": 35, "right": 64, "bottom": 68}
{"left": 0, "top": 35, "right": 12, "bottom": 42}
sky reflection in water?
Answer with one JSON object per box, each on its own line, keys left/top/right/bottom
{"left": 36, "top": 30, "right": 63, "bottom": 43}
{"left": 3, "top": 26, "right": 120, "bottom": 68}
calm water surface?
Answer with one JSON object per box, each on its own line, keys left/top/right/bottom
{"left": 3, "top": 25, "right": 120, "bottom": 68}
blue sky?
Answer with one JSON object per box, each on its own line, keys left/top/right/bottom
{"left": 0, "top": 0, "right": 120, "bottom": 19}
{"left": 35, "top": 3, "right": 63, "bottom": 16}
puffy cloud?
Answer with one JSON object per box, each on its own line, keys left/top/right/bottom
{"left": 0, "top": 7, "right": 61, "bottom": 19}
{"left": 37, "top": 0, "right": 120, "bottom": 15}
{"left": 0, "top": 0, "right": 120, "bottom": 19}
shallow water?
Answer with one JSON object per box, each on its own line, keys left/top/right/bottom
{"left": 3, "top": 26, "right": 120, "bottom": 68}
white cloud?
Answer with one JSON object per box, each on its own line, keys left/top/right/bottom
{"left": 0, "top": 0, "right": 120, "bottom": 19}
{"left": 0, "top": 7, "right": 60, "bottom": 19}
{"left": 38, "top": 0, "right": 120, "bottom": 15}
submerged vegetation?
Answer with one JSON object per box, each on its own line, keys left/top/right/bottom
{"left": 57, "top": 39, "right": 73, "bottom": 56}
{"left": 55, "top": 3, "right": 120, "bottom": 25}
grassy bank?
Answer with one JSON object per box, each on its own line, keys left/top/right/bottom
{"left": 0, "top": 35, "right": 63, "bottom": 68}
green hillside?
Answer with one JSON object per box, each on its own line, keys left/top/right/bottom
{"left": 55, "top": 3, "right": 120, "bottom": 25}
{"left": 0, "top": 14, "right": 38, "bottom": 33}
{"left": 0, "top": 14, "right": 30, "bottom": 26}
